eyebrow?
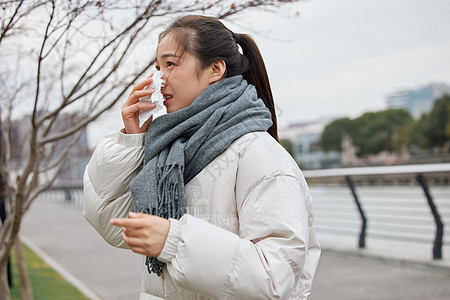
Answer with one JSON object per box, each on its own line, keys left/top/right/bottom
{"left": 160, "top": 53, "right": 180, "bottom": 59}
{"left": 155, "top": 53, "right": 181, "bottom": 64}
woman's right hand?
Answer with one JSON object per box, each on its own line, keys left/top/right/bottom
{"left": 121, "top": 76, "right": 157, "bottom": 134}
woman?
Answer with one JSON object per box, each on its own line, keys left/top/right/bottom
{"left": 84, "top": 15, "right": 320, "bottom": 300}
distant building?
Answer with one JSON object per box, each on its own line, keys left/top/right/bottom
{"left": 9, "top": 112, "right": 90, "bottom": 184}
{"left": 386, "top": 83, "right": 450, "bottom": 119}
{"left": 57, "top": 128, "right": 90, "bottom": 184}
{"left": 279, "top": 119, "right": 340, "bottom": 170}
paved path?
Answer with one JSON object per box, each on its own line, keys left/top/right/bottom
{"left": 21, "top": 198, "right": 141, "bottom": 300}
{"left": 309, "top": 250, "right": 450, "bottom": 300}
{"left": 21, "top": 197, "right": 450, "bottom": 300}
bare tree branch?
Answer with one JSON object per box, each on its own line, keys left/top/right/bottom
{"left": 39, "top": 57, "right": 156, "bottom": 145}
{"left": 24, "top": 131, "right": 83, "bottom": 213}
{"left": 0, "top": 1, "right": 302, "bottom": 297}
{"left": 32, "top": 0, "right": 56, "bottom": 126}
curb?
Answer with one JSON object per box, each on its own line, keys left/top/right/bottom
{"left": 322, "top": 247, "right": 450, "bottom": 276}
{"left": 20, "top": 235, "right": 105, "bottom": 300}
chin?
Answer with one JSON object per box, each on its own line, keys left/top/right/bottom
{"left": 165, "top": 106, "right": 176, "bottom": 113}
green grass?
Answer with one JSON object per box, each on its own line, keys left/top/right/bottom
{"left": 9, "top": 243, "right": 91, "bottom": 300}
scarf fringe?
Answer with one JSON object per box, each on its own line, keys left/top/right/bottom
{"left": 146, "top": 256, "right": 165, "bottom": 276}
{"left": 157, "top": 163, "right": 186, "bottom": 219}
{"left": 131, "top": 76, "right": 272, "bottom": 276}
{"left": 145, "top": 163, "right": 186, "bottom": 276}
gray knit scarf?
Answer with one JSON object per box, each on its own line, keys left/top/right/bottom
{"left": 130, "top": 75, "right": 272, "bottom": 275}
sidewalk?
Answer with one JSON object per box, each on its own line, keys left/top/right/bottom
{"left": 21, "top": 197, "right": 450, "bottom": 300}
{"left": 309, "top": 249, "right": 450, "bottom": 300}
{"left": 21, "top": 198, "right": 142, "bottom": 300}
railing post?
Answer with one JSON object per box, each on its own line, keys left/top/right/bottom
{"left": 64, "top": 188, "right": 72, "bottom": 202}
{"left": 345, "top": 176, "right": 367, "bottom": 248}
{"left": 416, "top": 174, "right": 443, "bottom": 259}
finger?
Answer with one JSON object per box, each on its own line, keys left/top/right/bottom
{"left": 122, "top": 234, "right": 158, "bottom": 257}
{"left": 129, "top": 212, "right": 149, "bottom": 219}
{"left": 123, "top": 89, "right": 155, "bottom": 107}
{"left": 122, "top": 233, "right": 144, "bottom": 254}
{"left": 134, "top": 89, "right": 155, "bottom": 99}
{"left": 121, "top": 226, "right": 142, "bottom": 237}
{"left": 110, "top": 217, "right": 144, "bottom": 228}
{"left": 130, "top": 77, "right": 153, "bottom": 94}
{"left": 118, "top": 212, "right": 151, "bottom": 230}
{"left": 122, "top": 233, "right": 144, "bottom": 247}
{"left": 138, "top": 102, "right": 157, "bottom": 111}
{"left": 122, "top": 102, "right": 156, "bottom": 117}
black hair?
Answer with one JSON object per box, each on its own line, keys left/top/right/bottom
{"left": 160, "top": 15, "right": 279, "bottom": 142}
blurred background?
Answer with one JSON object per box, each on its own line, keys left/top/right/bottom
{"left": 1, "top": 0, "right": 449, "bottom": 299}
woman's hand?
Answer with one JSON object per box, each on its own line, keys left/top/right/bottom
{"left": 121, "top": 76, "right": 157, "bottom": 134}
{"left": 110, "top": 212, "right": 170, "bottom": 257}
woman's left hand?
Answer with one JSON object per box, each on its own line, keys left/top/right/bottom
{"left": 110, "top": 212, "right": 170, "bottom": 257}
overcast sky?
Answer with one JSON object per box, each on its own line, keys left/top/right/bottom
{"left": 235, "top": 0, "right": 450, "bottom": 124}
{"left": 89, "top": 0, "right": 450, "bottom": 146}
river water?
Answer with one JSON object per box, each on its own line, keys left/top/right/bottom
{"left": 38, "top": 183, "right": 450, "bottom": 261}
{"left": 309, "top": 184, "right": 450, "bottom": 261}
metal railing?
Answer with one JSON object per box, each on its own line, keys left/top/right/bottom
{"left": 35, "top": 164, "right": 450, "bottom": 260}
{"left": 40, "top": 181, "right": 84, "bottom": 207}
{"left": 303, "top": 163, "right": 450, "bottom": 260}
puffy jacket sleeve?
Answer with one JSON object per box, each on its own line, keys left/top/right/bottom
{"left": 83, "top": 131, "right": 145, "bottom": 248}
{"left": 157, "top": 134, "right": 319, "bottom": 299}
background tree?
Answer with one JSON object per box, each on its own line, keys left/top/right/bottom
{"left": 0, "top": 1, "right": 300, "bottom": 298}
{"left": 319, "top": 117, "right": 354, "bottom": 152}
{"left": 393, "top": 94, "right": 450, "bottom": 153}
{"left": 319, "top": 109, "right": 413, "bottom": 157}
{"left": 392, "top": 119, "right": 418, "bottom": 152}
{"left": 415, "top": 94, "right": 450, "bottom": 151}
{"left": 280, "top": 138, "right": 294, "bottom": 157}
{"left": 353, "top": 109, "right": 413, "bottom": 156}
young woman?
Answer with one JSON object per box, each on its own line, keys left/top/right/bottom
{"left": 84, "top": 15, "right": 320, "bottom": 300}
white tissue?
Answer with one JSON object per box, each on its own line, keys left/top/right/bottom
{"left": 138, "top": 70, "right": 165, "bottom": 127}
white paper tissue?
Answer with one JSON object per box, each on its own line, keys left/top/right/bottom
{"left": 138, "top": 70, "right": 165, "bottom": 127}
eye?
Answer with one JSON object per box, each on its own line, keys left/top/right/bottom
{"left": 155, "top": 65, "right": 160, "bottom": 70}
{"left": 166, "top": 61, "right": 175, "bottom": 67}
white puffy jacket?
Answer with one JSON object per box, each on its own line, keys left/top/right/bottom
{"left": 83, "top": 130, "right": 320, "bottom": 300}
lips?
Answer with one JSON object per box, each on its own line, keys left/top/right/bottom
{"left": 162, "top": 93, "right": 172, "bottom": 99}
{"left": 163, "top": 93, "right": 173, "bottom": 104}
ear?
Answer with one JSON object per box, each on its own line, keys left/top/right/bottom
{"left": 208, "top": 60, "right": 226, "bottom": 84}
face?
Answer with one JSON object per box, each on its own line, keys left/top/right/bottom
{"left": 155, "top": 34, "right": 211, "bottom": 113}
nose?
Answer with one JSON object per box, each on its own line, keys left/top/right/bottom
{"left": 161, "top": 75, "right": 168, "bottom": 89}
{"left": 161, "top": 68, "right": 173, "bottom": 85}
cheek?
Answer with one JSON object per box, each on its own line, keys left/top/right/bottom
{"left": 168, "top": 68, "right": 205, "bottom": 102}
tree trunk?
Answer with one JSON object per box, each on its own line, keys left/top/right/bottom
{"left": 0, "top": 262, "right": 11, "bottom": 300}
{"left": 15, "top": 238, "right": 33, "bottom": 300}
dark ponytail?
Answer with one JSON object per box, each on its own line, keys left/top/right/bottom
{"left": 160, "top": 15, "right": 279, "bottom": 142}
{"left": 234, "top": 34, "right": 278, "bottom": 141}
